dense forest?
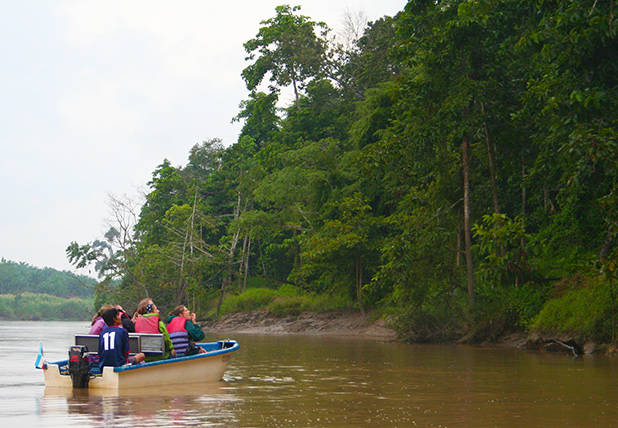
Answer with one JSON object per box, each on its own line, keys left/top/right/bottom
{"left": 0, "top": 259, "right": 94, "bottom": 320}
{"left": 68, "top": 1, "right": 616, "bottom": 344}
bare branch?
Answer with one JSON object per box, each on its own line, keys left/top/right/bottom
{"left": 338, "top": 8, "right": 367, "bottom": 51}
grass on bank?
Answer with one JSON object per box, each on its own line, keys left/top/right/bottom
{"left": 531, "top": 279, "right": 618, "bottom": 343}
{"left": 0, "top": 293, "right": 93, "bottom": 320}
{"left": 214, "top": 284, "right": 353, "bottom": 317}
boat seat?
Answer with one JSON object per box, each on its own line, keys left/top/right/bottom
{"left": 131, "top": 333, "right": 165, "bottom": 355}
{"left": 75, "top": 333, "right": 165, "bottom": 355}
{"left": 74, "top": 334, "right": 100, "bottom": 353}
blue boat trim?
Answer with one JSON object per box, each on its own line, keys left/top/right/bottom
{"left": 113, "top": 340, "right": 240, "bottom": 373}
{"left": 46, "top": 340, "right": 239, "bottom": 374}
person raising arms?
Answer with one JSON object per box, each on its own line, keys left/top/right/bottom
{"left": 167, "top": 305, "right": 206, "bottom": 356}
{"left": 114, "top": 305, "right": 135, "bottom": 332}
{"left": 133, "top": 298, "right": 175, "bottom": 359}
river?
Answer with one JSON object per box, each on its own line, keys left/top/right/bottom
{"left": 1, "top": 321, "right": 616, "bottom": 427}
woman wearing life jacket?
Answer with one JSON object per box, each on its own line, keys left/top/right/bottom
{"left": 166, "top": 305, "right": 206, "bottom": 356}
{"left": 89, "top": 304, "right": 114, "bottom": 335}
{"left": 133, "top": 298, "right": 175, "bottom": 359}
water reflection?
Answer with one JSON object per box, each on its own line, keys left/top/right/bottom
{"left": 42, "top": 382, "right": 240, "bottom": 427}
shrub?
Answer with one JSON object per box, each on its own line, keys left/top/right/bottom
{"left": 268, "top": 297, "right": 304, "bottom": 316}
{"left": 219, "top": 288, "right": 278, "bottom": 314}
{"left": 217, "top": 285, "right": 353, "bottom": 317}
{"left": 470, "top": 282, "right": 550, "bottom": 340}
{"left": 387, "top": 291, "right": 468, "bottom": 342}
{"left": 303, "top": 293, "right": 352, "bottom": 312}
{"left": 531, "top": 281, "right": 616, "bottom": 342}
{"left": 277, "top": 283, "right": 300, "bottom": 297}
{"left": 0, "top": 297, "right": 15, "bottom": 319}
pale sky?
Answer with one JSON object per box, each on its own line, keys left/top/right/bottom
{"left": 0, "top": 0, "right": 406, "bottom": 274}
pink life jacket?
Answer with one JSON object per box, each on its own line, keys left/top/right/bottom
{"left": 167, "top": 316, "right": 187, "bottom": 333}
{"left": 167, "top": 316, "right": 189, "bottom": 355}
{"left": 134, "top": 314, "right": 160, "bottom": 334}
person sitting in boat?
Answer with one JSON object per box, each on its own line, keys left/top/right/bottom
{"left": 88, "top": 304, "right": 113, "bottom": 335}
{"left": 166, "top": 305, "right": 207, "bottom": 356}
{"left": 98, "top": 308, "right": 145, "bottom": 370}
{"left": 133, "top": 298, "right": 176, "bottom": 359}
{"left": 114, "top": 304, "right": 135, "bottom": 332}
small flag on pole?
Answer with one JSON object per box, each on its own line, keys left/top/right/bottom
{"left": 35, "top": 343, "right": 47, "bottom": 369}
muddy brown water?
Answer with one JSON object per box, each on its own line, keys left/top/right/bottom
{"left": 1, "top": 321, "right": 616, "bottom": 427}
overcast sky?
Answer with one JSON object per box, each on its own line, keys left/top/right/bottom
{"left": 0, "top": 0, "right": 406, "bottom": 274}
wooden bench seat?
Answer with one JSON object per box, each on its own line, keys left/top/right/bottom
{"left": 75, "top": 333, "right": 164, "bottom": 355}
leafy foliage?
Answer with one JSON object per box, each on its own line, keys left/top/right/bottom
{"left": 242, "top": 5, "right": 328, "bottom": 107}
{"left": 217, "top": 285, "right": 352, "bottom": 317}
{"left": 67, "top": 2, "right": 617, "bottom": 343}
{"left": 0, "top": 259, "right": 94, "bottom": 298}
{"left": 532, "top": 280, "right": 617, "bottom": 343}
{"left": 0, "top": 292, "right": 92, "bottom": 321}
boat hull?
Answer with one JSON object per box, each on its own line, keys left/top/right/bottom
{"left": 42, "top": 340, "right": 238, "bottom": 390}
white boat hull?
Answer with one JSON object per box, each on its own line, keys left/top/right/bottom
{"left": 42, "top": 340, "right": 238, "bottom": 390}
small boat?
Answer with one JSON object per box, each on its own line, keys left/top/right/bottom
{"left": 37, "top": 338, "right": 239, "bottom": 390}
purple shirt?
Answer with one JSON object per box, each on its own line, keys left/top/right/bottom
{"left": 89, "top": 317, "right": 107, "bottom": 335}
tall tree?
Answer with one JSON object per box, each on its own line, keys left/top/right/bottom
{"left": 233, "top": 92, "right": 280, "bottom": 147}
{"left": 242, "top": 5, "right": 328, "bottom": 109}
{"left": 516, "top": 0, "right": 618, "bottom": 269}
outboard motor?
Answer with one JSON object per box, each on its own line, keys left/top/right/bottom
{"left": 68, "top": 345, "right": 90, "bottom": 388}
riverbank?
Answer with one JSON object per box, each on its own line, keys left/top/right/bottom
{"left": 203, "top": 310, "right": 398, "bottom": 341}
{"left": 204, "top": 310, "right": 617, "bottom": 356}
{"left": 0, "top": 293, "right": 92, "bottom": 321}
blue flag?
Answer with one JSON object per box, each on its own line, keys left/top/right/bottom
{"left": 35, "top": 343, "right": 46, "bottom": 369}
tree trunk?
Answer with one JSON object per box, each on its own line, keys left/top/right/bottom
{"left": 216, "top": 276, "right": 228, "bottom": 320}
{"left": 243, "top": 236, "right": 251, "bottom": 290}
{"left": 238, "top": 234, "right": 248, "bottom": 289}
{"left": 291, "top": 75, "right": 300, "bottom": 110}
{"left": 480, "top": 107, "right": 506, "bottom": 257}
{"left": 462, "top": 136, "right": 475, "bottom": 303}
{"left": 456, "top": 207, "right": 462, "bottom": 267}
{"left": 481, "top": 103, "right": 500, "bottom": 214}
{"left": 216, "top": 191, "right": 243, "bottom": 318}
{"left": 259, "top": 244, "right": 267, "bottom": 277}
{"left": 521, "top": 154, "right": 527, "bottom": 216}
{"left": 176, "top": 189, "right": 199, "bottom": 305}
{"left": 176, "top": 222, "right": 190, "bottom": 305}
{"left": 216, "top": 227, "right": 240, "bottom": 318}
{"left": 355, "top": 252, "right": 365, "bottom": 317}
{"left": 521, "top": 154, "right": 527, "bottom": 251}
{"left": 600, "top": 228, "right": 615, "bottom": 260}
